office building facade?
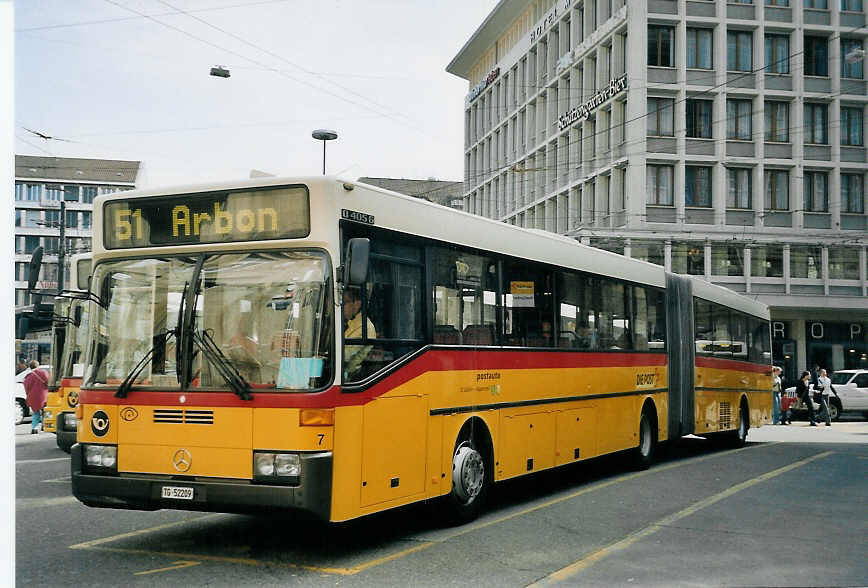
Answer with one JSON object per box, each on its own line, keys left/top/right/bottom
{"left": 447, "top": 0, "right": 867, "bottom": 379}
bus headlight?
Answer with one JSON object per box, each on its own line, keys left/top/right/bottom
{"left": 83, "top": 444, "right": 118, "bottom": 473}
{"left": 253, "top": 451, "right": 300, "bottom": 484}
{"left": 63, "top": 414, "right": 78, "bottom": 431}
{"left": 43, "top": 410, "right": 54, "bottom": 420}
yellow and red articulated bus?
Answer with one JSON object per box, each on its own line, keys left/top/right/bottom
{"left": 70, "top": 177, "right": 771, "bottom": 523}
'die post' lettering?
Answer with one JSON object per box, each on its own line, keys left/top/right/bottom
{"left": 172, "top": 203, "right": 278, "bottom": 237}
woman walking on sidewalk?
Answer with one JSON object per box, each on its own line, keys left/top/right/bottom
{"left": 772, "top": 366, "right": 783, "bottom": 424}
{"left": 23, "top": 360, "right": 48, "bottom": 434}
{"left": 815, "top": 368, "right": 833, "bottom": 426}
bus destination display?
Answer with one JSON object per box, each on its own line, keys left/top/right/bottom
{"left": 104, "top": 186, "right": 310, "bottom": 248}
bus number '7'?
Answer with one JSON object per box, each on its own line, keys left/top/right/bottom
{"left": 115, "top": 208, "right": 143, "bottom": 241}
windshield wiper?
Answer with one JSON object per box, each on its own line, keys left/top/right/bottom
{"left": 191, "top": 329, "right": 253, "bottom": 400}
{"left": 175, "top": 281, "right": 188, "bottom": 384}
{"left": 115, "top": 330, "right": 175, "bottom": 398}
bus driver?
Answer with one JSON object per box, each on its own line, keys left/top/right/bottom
{"left": 343, "top": 288, "right": 376, "bottom": 380}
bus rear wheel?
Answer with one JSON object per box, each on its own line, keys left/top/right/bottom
{"left": 727, "top": 401, "right": 749, "bottom": 448}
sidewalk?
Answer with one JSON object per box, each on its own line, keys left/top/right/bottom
{"left": 748, "top": 418, "right": 868, "bottom": 444}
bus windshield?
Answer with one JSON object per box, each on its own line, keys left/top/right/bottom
{"left": 60, "top": 299, "right": 91, "bottom": 379}
{"left": 87, "top": 250, "right": 332, "bottom": 391}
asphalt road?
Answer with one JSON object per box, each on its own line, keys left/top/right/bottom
{"left": 14, "top": 417, "right": 868, "bottom": 587}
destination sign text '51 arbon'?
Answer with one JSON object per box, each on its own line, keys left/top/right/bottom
{"left": 103, "top": 186, "right": 310, "bottom": 248}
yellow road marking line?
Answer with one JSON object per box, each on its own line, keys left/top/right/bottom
{"left": 70, "top": 514, "right": 221, "bottom": 549}
{"left": 346, "top": 541, "right": 435, "bottom": 574}
{"left": 17, "top": 457, "right": 70, "bottom": 465}
{"left": 17, "top": 496, "right": 78, "bottom": 510}
{"left": 530, "top": 450, "right": 833, "bottom": 586}
{"left": 134, "top": 560, "right": 201, "bottom": 576}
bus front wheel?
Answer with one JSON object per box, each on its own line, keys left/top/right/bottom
{"left": 444, "top": 437, "right": 488, "bottom": 524}
{"left": 632, "top": 409, "right": 656, "bottom": 470}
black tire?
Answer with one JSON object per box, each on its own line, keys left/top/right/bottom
{"left": 728, "top": 401, "right": 749, "bottom": 448}
{"left": 57, "top": 437, "right": 73, "bottom": 454}
{"left": 444, "top": 433, "right": 489, "bottom": 524}
{"left": 14, "top": 400, "right": 28, "bottom": 426}
{"left": 632, "top": 410, "right": 656, "bottom": 470}
{"left": 829, "top": 399, "right": 841, "bottom": 422}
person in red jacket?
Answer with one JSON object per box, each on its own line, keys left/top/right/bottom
{"left": 23, "top": 360, "right": 49, "bottom": 434}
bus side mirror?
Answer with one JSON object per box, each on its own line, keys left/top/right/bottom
{"left": 343, "top": 238, "right": 370, "bottom": 286}
{"left": 27, "top": 246, "right": 44, "bottom": 292}
{"left": 73, "top": 305, "right": 83, "bottom": 327}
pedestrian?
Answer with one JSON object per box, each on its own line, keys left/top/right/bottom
{"left": 796, "top": 370, "right": 817, "bottom": 426}
{"left": 815, "top": 368, "right": 833, "bottom": 427}
{"left": 23, "top": 360, "right": 49, "bottom": 434}
{"left": 15, "top": 357, "right": 27, "bottom": 375}
{"left": 810, "top": 364, "right": 820, "bottom": 389}
{"left": 772, "top": 366, "right": 782, "bottom": 425}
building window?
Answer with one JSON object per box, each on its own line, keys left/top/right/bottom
{"left": 686, "top": 100, "right": 713, "bottom": 138}
{"left": 45, "top": 185, "right": 63, "bottom": 202}
{"left": 65, "top": 210, "right": 78, "bottom": 229}
{"left": 842, "top": 39, "right": 864, "bottom": 79}
{"left": 751, "top": 245, "right": 784, "bottom": 278}
{"left": 764, "top": 170, "right": 789, "bottom": 210}
{"left": 646, "top": 165, "right": 674, "bottom": 205}
{"left": 765, "top": 0, "right": 788, "bottom": 4}
{"left": 14, "top": 210, "right": 21, "bottom": 227}
{"left": 727, "top": 168, "right": 752, "bottom": 209}
{"left": 686, "top": 166, "right": 712, "bottom": 207}
{"left": 828, "top": 248, "right": 859, "bottom": 279}
{"left": 804, "top": 103, "right": 828, "bottom": 144}
{"left": 765, "top": 34, "right": 790, "bottom": 73}
{"left": 24, "top": 210, "right": 42, "bottom": 227}
{"left": 671, "top": 243, "right": 705, "bottom": 275}
{"left": 803, "top": 171, "right": 829, "bottom": 212}
{"left": 43, "top": 237, "right": 60, "bottom": 254}
{"left": 45, "top": 209, "right": 60, "bottom": 226}
{"left": 711, "top": 244, "right": 745, "bottom": 276}
{"left": 15, "top": 184, "right": 25, "bottom": 201}
{"left": 81, "top": 211, "right": 92, "bottom": 229}
{"left": 791, "top": 246, "right": 823, "bottom": 278}
{"left": 727, "top": 99, "right": 752, "bottom": 140}
{"left": 764, "top": 101, "right": 789, "bottom": 142}
{"left": 804, "top": 36, "right": 828, "bottom": 76}
{"left": 647, "top": 97, "right": 674, "bottom": 136}
{"left": 26, "top": 184, "right": 40, "bottom": 201}
{"left": 631, "top": 241, "right": 665, "bottom": 266}
{"left": 64, "top": 185, "right": 80, "bottom": 202}
{"left": 24, "top": 236, "right": 40, "bottom": 254}
{"left": 805, "top": 0, "right": 828, "bottom": 7}
{"left": 840, "top": 0, "right": 863, "bottom": 10}
{"left": 648, "top": 26, "right": 674, "bottom": 67}
{"left": 686, "top": 28, "right": 713, "bottom": 69}
{"left": 841, "top": 173, "right": 864, "bottom": 213}
{"left": 841, "top": 107, "right": 863, "bottom": 146}
{"left": 727, "top": 31, "right": 752, "bottom": 72}
{"left": 82, "top": 186, "right": 97, "bottom": 203}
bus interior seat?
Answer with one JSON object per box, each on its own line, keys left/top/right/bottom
{"left": 433, "top": 325, "right": 461, "bottom": 345}
{"left": 462, "top": 324, "right": 494, "bottom": 346}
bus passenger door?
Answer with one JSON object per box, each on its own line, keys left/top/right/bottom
{"left": 360, "top": 395, "right": 428, "bottom": 507}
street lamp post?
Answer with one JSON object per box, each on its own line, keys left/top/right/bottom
{"left": 311, "top": 129, "right": 338, "bottom": 175}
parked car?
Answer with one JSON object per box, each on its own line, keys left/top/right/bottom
{"left": 14, "top": 365, "right": 52, "bottom": 426}
{"left": 782, "top": 369, "right": 868, "bottom": 421}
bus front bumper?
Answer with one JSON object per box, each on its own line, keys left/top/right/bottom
{"left": 70, "top": 445, "right": 333, "bottom": 521}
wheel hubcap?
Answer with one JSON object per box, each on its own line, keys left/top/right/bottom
{"left": 452, "top": 446, "right": 484, "bottom": 504}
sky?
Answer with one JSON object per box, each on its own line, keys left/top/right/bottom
{"left": 13, "top": 0, "right": 498, "bottom": 188}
